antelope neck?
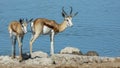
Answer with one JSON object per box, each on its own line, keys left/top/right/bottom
{"left": 58, "top": 20, "right": 67, "bottom": 32}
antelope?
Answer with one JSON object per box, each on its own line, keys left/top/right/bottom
{"left": 8, "top": 19, "right": 33, "bottom": 60}
{"left": 30, "top": 7, "right": 78, "bottom": 56}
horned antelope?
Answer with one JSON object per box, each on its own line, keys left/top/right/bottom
{"left": 30, "top": 7, "right": 78, "bottom": 56}
{"left": 8, "top": 19, "right": 33, "bottom": 60}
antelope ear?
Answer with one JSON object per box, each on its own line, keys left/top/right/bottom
{"left": 26, "top": 18, "right": 33, "bottom": 23}
{"left": 29, "top": 18, "right": 33, "bottom": 22}
{"left": 72, "top": 12, "right": 78, "bottom": 17}
{"left": 19, "top": 19, "right": 23, "bottom": 24}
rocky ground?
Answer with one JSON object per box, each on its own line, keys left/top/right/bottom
{"left": 0, "top": 47, "right": 120, "bottom": 68}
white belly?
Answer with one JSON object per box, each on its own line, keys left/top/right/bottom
{"left": 9, "top": 29, "right": 17, "bottom": 36}
{"left": 43, "top": 26, "right": 52, "bottom": 35}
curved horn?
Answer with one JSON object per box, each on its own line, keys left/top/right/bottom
{"left": 70, "top": 7, "right": 73, "bottom": 15}
{"left": 62, "top": 7, "right": 67, "bottom": 16}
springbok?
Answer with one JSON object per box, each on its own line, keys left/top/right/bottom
{"left": 8, "top": 19, "right": 33, "bottom": 60}
{"left": 30, "top": 7, "right": 78, "bottom": 56}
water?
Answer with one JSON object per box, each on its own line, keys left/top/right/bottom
{"left": 0, "top": 0, "right": 120, "bottom": 57}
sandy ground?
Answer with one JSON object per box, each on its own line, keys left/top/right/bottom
{"left": 0, "top": 49, "right": 119, "bottom": 68}
{"left": 0, "top": 62, "right": 120, "bottom": 68}
{"left": 0, "top": 55, "right": 120, "bottom": 68}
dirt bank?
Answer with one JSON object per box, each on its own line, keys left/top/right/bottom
{"left": 0, "top": 52, "right": 120, "bottom": 68}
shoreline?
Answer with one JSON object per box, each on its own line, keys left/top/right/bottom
{"left": 0, "top": 47, "right": 120, "bottom": 68}
{"left": 0, "top": 53, "right": 120, "bottom": 68}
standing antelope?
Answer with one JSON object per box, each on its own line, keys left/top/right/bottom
{"left": 8, "top": 19, "right": 33, "bottom": 60}
{"left": 30, "top": 7, "right": 78, "bottom": 56}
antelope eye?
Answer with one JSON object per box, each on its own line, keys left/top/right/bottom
{"left": 66, "top": 19, "right": 69, "bottom": 22}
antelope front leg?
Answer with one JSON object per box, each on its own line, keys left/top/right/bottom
{"left": 50, "top": 30, "right": 55, "bottom": 55}
{"left": 30, "top": 33, "right": 40, "bottom": 56}
{"left": 29, "top": 40, "right": 33, "bottom": 56}
{"left": 17, "top": 36, "right": 23, "bottom": 60}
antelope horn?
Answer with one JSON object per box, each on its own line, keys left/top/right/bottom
{"left": 70, "top": 7, "right": 73, "bottom": 15}
{"left": 62, "top": 7, "right": 67, "bottom": 16}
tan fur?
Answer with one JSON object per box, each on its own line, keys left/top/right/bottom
{"left": 8, "top": 21, "right": 24, "bottom": 36}
{"left": 8, "top": 21, "right": 26, "bottom": 61}
{"left": 58, "top": 21, "right": 67, "bottom": 32}
{"left": 30, "top": 18, "right": 68, "bottom": 55}
{"left": 32, "top": 18, "right": 67, "bottom": 33}
{"left": 30, "top": 7, "right": 77, "bottom": 55}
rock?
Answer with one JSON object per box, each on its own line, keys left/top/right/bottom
{"left": 0, "top": 56, "right": 19, "bottom": 64}
{"left": 85, "top": 51, "right": 99, "bottom": 56}
{"left": 23, "top": 51, "right": 54, "bottom": 65}
{"left": 51, "top": 54, "right": 117, "bottom": 65}
{"left": 0, "top": 53, "right": 119, "bottom": 67}
{"left": 22, "top": 53, "right": 31, "bottom": 60}
{"left": 25, "top": 58, "right": 53, "bottom": 65}
{"left": 31, "top": 51, "right": 48, "bottom": 58}
{"left": 52, "top": 54, "right": 88, "bottom": 65}
{"left": 40, "top": 58, "right": 53, "bottom": 65}
{"left": 60, "top": 47, "right": 82, "bottom": 55}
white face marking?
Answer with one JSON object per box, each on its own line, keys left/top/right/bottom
{"left": 65, "top": 17, "right": 73, "bottom": 27}
{"left": 22, "top": 23, "right": 27, "bottom": 33}
{"left": 43, "top": 26, "right": 52, "bottom": 34}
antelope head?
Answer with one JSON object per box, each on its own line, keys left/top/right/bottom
{"left": 62, "top": 7, "right": 78, "bottom": 27}
{"left": 19, "top": 18, "right": 33, "bottom": 34}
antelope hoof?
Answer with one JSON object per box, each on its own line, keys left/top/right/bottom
{"left": 50, "top": 54, "right": 54, "bottom": 56}
{"left": 11, "top": 56, "right": 15, "bottom": 59}
{"left": 29, "top": 54, "right": 32, "bottom": 58}
{"left": 19, "top": 56, "right": 23, "bottom": 61}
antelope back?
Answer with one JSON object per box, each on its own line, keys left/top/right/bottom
{"left": 8, "top": 21, "right": 24, "bottom": 36}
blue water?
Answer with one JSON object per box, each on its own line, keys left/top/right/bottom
{"left": 0, "top": 0, "right": 120, "bottom": 57}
